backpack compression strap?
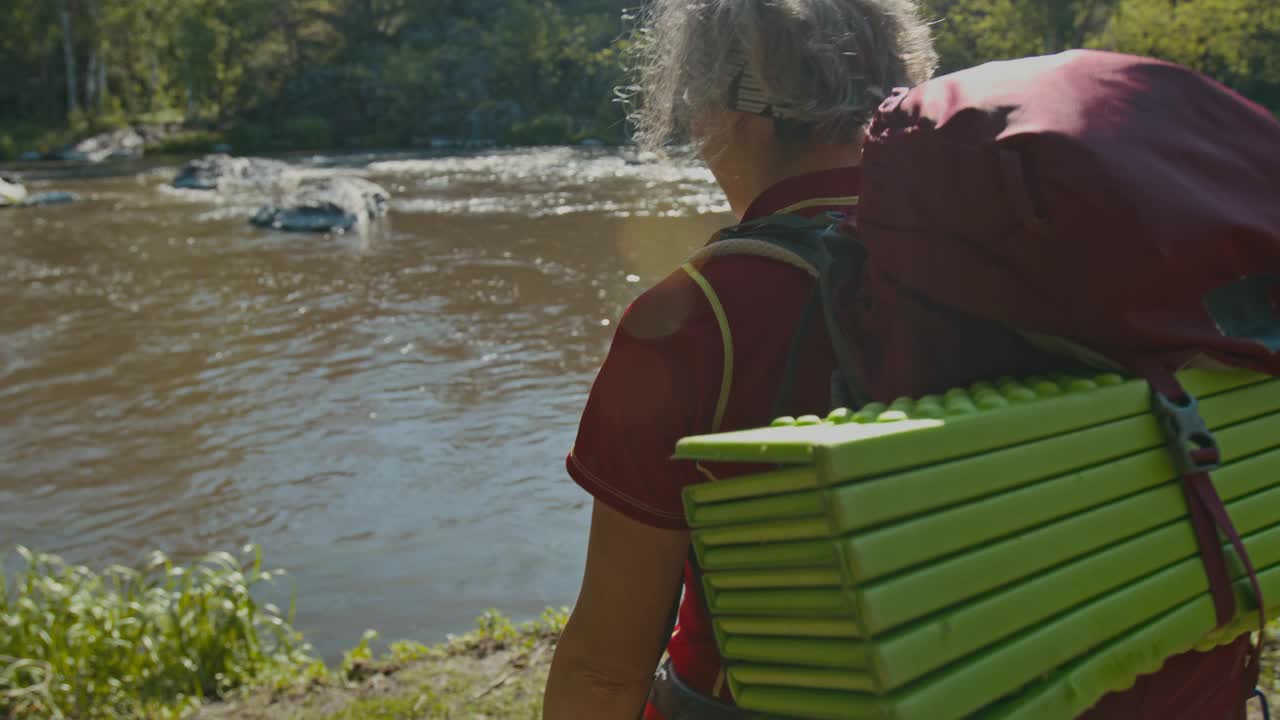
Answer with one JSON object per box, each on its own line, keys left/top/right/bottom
{"left": 1142, "top": 364, "right": 1267, "bottom": 676}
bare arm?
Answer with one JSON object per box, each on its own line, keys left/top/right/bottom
{"left": 543, "top": 500, "right": 689, "bottom": 719}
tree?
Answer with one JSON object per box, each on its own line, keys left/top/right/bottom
{"left": 922, "top": 0, "right": 1117, "bottom": 74}
{"left": 0, "top": 0, "right": 63, "bottom": 125}
{"left": 5, "top": 0, "right": 1270, "bottom": 150}
{"left": 1096, "top": 0, "right": 1280, "bottom": 109}
{"left": 59, "top": 0, "right": 81, "bottom": 117}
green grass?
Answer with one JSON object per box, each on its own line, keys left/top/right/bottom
{"left": 0, "top": 125, "right": 71, "bottom": 159}
{"left": 195, "top": 607, "right": 568, "bottom": 720}
{"left": 145, "top": 131, "right": 227, "bottom": 156}
{"left": 319, "top": 608, "right": 566, "bottom": 719}
{"left": 1, "top": 545, "right": 567, "bottom": 720}
{"left": 0, "top": 546, "right": 321, "bottom": 719}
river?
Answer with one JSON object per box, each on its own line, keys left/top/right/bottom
{"left": 0, "top": 148, "right": 733, "bottom": 659}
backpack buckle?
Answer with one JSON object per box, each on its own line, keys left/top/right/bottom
{"left": 1151, "top": 391, "right": 1221, "bottom": 475}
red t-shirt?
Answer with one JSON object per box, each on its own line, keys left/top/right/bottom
{"left": 566, "top": 166, "right": 1253, "bottom": 719}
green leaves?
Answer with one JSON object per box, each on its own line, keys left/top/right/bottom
{"left": 921, "top": 0, "right": 1280, "bottom": 111}
{"left": 0, "top": 545, "right": 315, "bottom": 719}
{"left": 0, "top": 0, "right": 634, "bottom": 146}
{"left": 1097, "top": 0, "right": 1280, "bottom": 107}
{"left": 1, "top": 1, "right": 1272, "bottom": 156}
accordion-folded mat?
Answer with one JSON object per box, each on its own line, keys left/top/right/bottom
{"left": 674, "top": 368, "right": 1280, "bottom": 720}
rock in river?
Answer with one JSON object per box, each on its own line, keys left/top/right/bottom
{"left": 0, "top": 176, "right": 28, "bottom": 207}
{"left": 0, "top": 177, "right": 79, "bottom": 209}
{"left": 56, "top": 128, "right": 146, "bottom": 163}
{"left": 173, "top": 153, "right": 293, "bottom": 191}
{"left": 251, "top": 177, "right": 390, "bottom": 232}
{"left": 21, "top": 191, "right": 80, "bottom": 207}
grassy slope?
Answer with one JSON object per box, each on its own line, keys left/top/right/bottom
{"left": 193, "top": 613, "right": 562, "bottom": 720}
{"left": 196, "top": 640, "right": 553, "bottom": 720}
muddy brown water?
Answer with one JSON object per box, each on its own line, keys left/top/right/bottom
{"left": 0, "top": 148, "right": 733, "bottom": 658}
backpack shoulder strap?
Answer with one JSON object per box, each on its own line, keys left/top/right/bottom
{"left": 685, "top": 213, "right": 870, "bottom": 410}
{"left": 679, "top": 261, "right": 735, "bottom": 437}
{"left": 662, "top": 213, "right": 867, "bottom": 708}
{"left": 687, "top": 212, "right": 844, "bottom": 276}
{"left": 687, "top": 236, "right": 820, "bottom": 279}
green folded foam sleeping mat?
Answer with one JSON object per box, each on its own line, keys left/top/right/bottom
{"left": 675, "top": 369, "right": 1280, "bottom": 720}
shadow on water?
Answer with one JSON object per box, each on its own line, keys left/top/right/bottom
{"left": 0, "top": 147, "right": 733, "bottom": 658}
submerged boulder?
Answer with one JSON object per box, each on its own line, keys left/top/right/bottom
{"left": 57, "top": 127, "right": 146, "bottom": 163}
{"left": 623, "top": 149, "right": 661, "bottom": 166}
{"left": 0, "top": 175, "right": 27, "bottom": 207}
{"left": 20, "top": 191, "right": 80, "bottom": 207}
{"left": 173, "top": 153, "right": 292, "bottom": 191}
{"left": 250, "top": 177, "right": 390, "bottom": 232}
{"left": 0, "top": 177, "right": 78, "bottom": 209}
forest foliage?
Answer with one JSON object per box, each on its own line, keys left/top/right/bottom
{"left": 0, "top": 0, "right": 1277, "bottom": 156}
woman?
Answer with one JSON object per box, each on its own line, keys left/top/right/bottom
{"left": 542, "top": 1, "right": 1258, "bottom": 718}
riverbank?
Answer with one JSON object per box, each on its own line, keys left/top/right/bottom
{"left": 0, "top": 545, "right": 568, "bottom": 719}
{"left": 194, "top": 610, "right": 564, "bottom": 720}
{"left": 1, "top": 546, "right": 1277, "bottom": 718}
{"left": 200, "top": 627, "right": 1279, "bottom": 720}
{"left": 0, "top": 119, "right": 615, "bottom": 164}
{"left": 200, "top": 632, "right": 1280, "bottom": 720}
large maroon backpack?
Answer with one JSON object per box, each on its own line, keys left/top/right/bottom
{"left": 679, "top": 48, "right": 1278, "bottom": 719}
{"left": 854, "top": 47, "right": 1280, "bottom": 685}
{"left": 858, "top": 49, "right": 1280, "bottom": 384}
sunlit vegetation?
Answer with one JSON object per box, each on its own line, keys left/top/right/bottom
{"left": 0, "top": 546, "right": 320, "bottom": 719}
{"left": 0, "top": 0, "right": 632, "bottom": 156}
{"left": 923, "top": 0, "right": 1280, "bottom": 112}
{"left": 0, "top": 0, "right": 1277, "bottom": 159}
{"left": 0, "top": 543, "right": 1273, "bottom": 719}
{"left": 0, "top": 544, "right": 571, "bottom": 719}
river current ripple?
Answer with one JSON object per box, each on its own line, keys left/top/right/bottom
{"left": 0, "top": 148, "right": 733, "bottom": 657}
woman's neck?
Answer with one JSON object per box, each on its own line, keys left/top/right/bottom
{"left": 714, "top": 141, "right": 864, "bottom": 219}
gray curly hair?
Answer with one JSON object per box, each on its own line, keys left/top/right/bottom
{"left": 627, "top": 0, "right": 938, "bottom": 151}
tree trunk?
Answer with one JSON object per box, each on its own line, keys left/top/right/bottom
{"left": 184, "top": 64, "right": 195, "bottom": 122}
{"left": 86, "top": 47, "right": 98, "bottom": 111}
{"left": 98, "top": 49, "right": 109, "bottom": 113}
{"left": 60, "top": 0, "right": 81, "bottom": 118}
{"left": 150, "top": 51, "right": 162, "bottom": 112}
{"left": 122, "top": 40, "right": 136, "bottom": 114}
{"left": 86, "top": 0, "right": 107, "bottom": 113}
{"left": 1072, "top": 0, "right": 1098, "bottom": 48}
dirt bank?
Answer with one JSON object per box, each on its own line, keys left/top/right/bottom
{"left": 195, "top": 621, "right": 1277, "bottom": 720}
{"left": 195, "top": 613, "right": 560, "bottom": 720}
